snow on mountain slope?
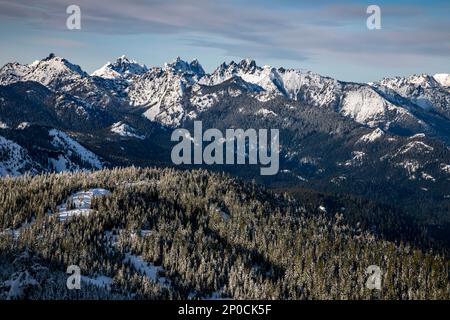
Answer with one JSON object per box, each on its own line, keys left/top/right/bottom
{"left": 127, "top": 58, "right": 204, "bottom": 126}
{"left": 48, "top": 129, "right": 103, "bottom": 170}
{"left": 189, "top": 91, "right": 219, "bottom": 112}
{"left": 91, "top": 65, "right": 121, "bottom": 80}
{"left": 21, "top": 53, "right": 88, "bottom": 90}
{"left": 198, "top": 59, "right": 425, "bottom": 130}
{"left": 93, "top": 56, "right": 205, "bottom": 127}
{"left": 0, "top": 135, "right": 41, "bottom": 176}
{"left": 256, "top": 108, "right": 278, "bottom": 117}
{"left": 188, "top": 76, "right": 265, "bottom": 118}
{"left": 199, "top": 59, "right": 340, "bottom": 106}
{"left": 0, "top": 54, "right": 127, "bottom": 109}
{"left": 0, "top": 54, "right": 88, "bottom": 89}
{"left": 340, "top": 86, "right": 386, "bottom": 126}
{"left": 110, "top": 122, "right": 144, "bottom": 139}
{"left": 277, "top": 69, "right": 341, "bottom": 106}
{"left": 340, "top": 84, "right": 415, "bottom": 128}
{"left": 130, "top": 69, "right": 187, "bottom": 126}
{"left": 1, "top": 54, "right": 449, "bottom": 139}
{"left": 92, "top": 55, "right": 148, "bottom": 79}
{"left": 399, "top": 141, "right": 434, "bottom": 155}
{"left": 199, "top": 60, "right": 285, "bottom": 100}
{"left": 164, "top": 57, "right": 205, "bottom": 79}
{"left": 375, "top": 74, "right": 450, "bottom": 116}
{"left": 358, "top": 128, "right": 385, "bottom": 143}
{"left": 440, "top": 163, "right": 450, "bottom": 174}
{"left": 199, "top": 60, "right": 251, "bottom": 86}
{"left": 434, "top": 73, "right": 450, "bottom": 87}
{"left": 0, "top": 62, "right": 31, "bottom": 85}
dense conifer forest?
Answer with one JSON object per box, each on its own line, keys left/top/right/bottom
{"left": 0, "top": 167, "right": 448, "bottom": 299}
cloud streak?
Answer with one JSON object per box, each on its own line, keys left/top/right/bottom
{"left": 0, "top": 0, "right": 449, "bottom": 81}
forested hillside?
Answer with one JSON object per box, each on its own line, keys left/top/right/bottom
{"left": 0, "top": 167, "right": 448, "bottom": 299}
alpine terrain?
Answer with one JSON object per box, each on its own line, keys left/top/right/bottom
{"left": 0, "top": 54, "right": 449, "bottom": 299}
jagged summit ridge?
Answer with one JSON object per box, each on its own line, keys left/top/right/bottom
{"left": 164, "top": 56, "right": 206, "bottom": 77}
{"left": 1, "top": 54, "right": 449, "bottom": 132}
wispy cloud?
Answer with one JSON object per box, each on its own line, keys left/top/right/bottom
{"left": 0, "top": 0, "right": 449, "bottom": 81}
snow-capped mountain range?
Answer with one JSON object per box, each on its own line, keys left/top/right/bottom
{"left": 0, "top": 53, "right": 449, "bottom": 216}
{"left": 1, "top": 53, "right": 448, "bottom": 133}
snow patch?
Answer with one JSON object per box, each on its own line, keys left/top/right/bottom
{"left": 190, "top": 93, "right": 218, "bottom": 111}
{"left": 331, "top": 175, "right": 347, "bottom": 185}
{"left": 434, "top": 73, "right": 450, "bottom": 87}
{"left": 341, "top": 151, "right": 366, "bottom": 167}
{"left": 421, "top": 172, "right": 435, "bottom": 182}
{"left": 17, "top": 122, "right": 30, "bottom": 130}
{"left": 57, "top": 188, "right": 111, "bottom": 222}
{"left": 440, "top": 164, "right": 450, "bottom": 174}
{"left": 358, "top": 128, "right": 384, "bottom": 143}
{"left": 340, "top": 87, "right": 407, "bottom": 127}
{"left": 49, "top": 129, "right": 103, "bottom": 170}
{"left": 400, "top": 141, "right": 434, "bottom": 154}
{"left": 91, "top": 65, "right": 121, "bottom": 79}
{"left": 256, "top": 108, "right": 277, "bottom": 117}
{"left": 110, "top": 122, "right": 144, "bottom": 139}
{"left": 0, "top": 135, "right": 39, "bottom": 176}
{"left": 397, "top": 160, "right": 420, "bottom": 178}
{"left": 408, "top": 133, "right": 426, "bottom": 140}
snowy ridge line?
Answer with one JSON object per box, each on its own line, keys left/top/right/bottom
{"left": 1, "top": 54, "right": 449, "bottom": 131}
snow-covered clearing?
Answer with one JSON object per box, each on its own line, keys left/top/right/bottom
{"left": 57, "top": 188, "right": 110, "bottom": 222}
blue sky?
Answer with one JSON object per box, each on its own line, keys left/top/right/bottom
{"left": 0, "top": 0, "right": 448, "bottom": 82}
